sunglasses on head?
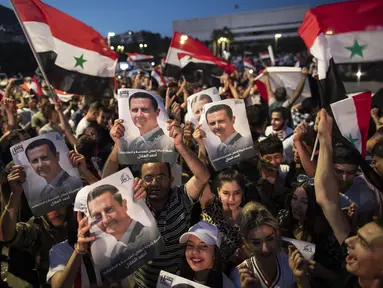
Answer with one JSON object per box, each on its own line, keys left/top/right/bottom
{"left": 297, "top": 174, "right": 314, "bottom": 186}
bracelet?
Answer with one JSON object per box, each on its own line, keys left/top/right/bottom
{"left": 74, "top": 243, "right": 87, "bottom": 255}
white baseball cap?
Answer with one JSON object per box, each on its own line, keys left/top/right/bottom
{"left": 179, "top": 221, "right": 221, "bottom": 247}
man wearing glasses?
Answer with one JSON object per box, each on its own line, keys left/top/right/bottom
{"left": 105, "top": 118, "right": 210, "bottom": 288}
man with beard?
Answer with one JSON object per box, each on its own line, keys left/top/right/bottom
{"left": 205, "top": 104, "right": 252, "bottom": 159}
{"left": 0, "top": 165, "right": 68, "bottom": 286}
{"left": 87, "top": 184, "right": 156, "bottom": 270}
{"left": 265, "top": 107, "right": 293, "bottom": 141}
{"left": 122, "top": 92, "right": 173, "bottom": 152}
{"left": 104, "top": 118, "right": 210, "bottom": 288}
{"left": 333, "top": 145, "right": 377, "bottom": 226}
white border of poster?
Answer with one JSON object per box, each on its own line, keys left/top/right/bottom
{"left": 199, "top": 99, "right": 255, "bottom": 171}
{"left": 74, "top": 168, "right": 164, "bottom": 281}
{"left": 10, "top": 132, "right": 82, "bottom": 216}
{"left": 157, "top": 271, "right": 209, "bottom": 288}
{"left": 118, "top": 88, "right": 177, "bottom": 164}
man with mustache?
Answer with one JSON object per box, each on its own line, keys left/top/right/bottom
{"left": 25, "top": 138, "right": 82, "bottom": 205}
{"left": 205, "top": 104, "right": 252, "bottom": 158}
{"left": 125, "top": 92, "right": 173, "bottom": 152}
{"left": 87, "top": 184, "right": 155, "bottom": 268}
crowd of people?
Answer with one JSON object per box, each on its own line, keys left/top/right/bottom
{"left": 0, "top": 59, "right": 382, "bottom": 288}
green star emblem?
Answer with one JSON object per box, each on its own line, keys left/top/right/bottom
{"left": 346, "top": 133, "right": 358, "bottom": 146}
{"left": 345, "top": 40, "right": 367, "bottom": 59}
{"left": 74, "top": 54, "right": 87, "bottom": 69}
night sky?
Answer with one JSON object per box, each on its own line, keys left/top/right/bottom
{"left": 0, "top": 0, "right": 343, "bottom": 37}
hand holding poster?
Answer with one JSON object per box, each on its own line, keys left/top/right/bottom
{"left": 10, "top": 132, "right": 82, "bottom": 216}
{"left": 185, "top": 87, "right": 221, "bottom": 126}
{"left": 157, "top": 271, "right": 209, "bottom": 288}
{"left": 118, "top": 88, "right": 177, "bottom": 164}
{"left": 199, "top": 99, "right": 255, "bottom": 171}
{"left": 74, "top": 168, "right": 164, "bottom": 281}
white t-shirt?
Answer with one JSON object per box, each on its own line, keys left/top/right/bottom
{"left": 75, "top": 117, "right": 91, "bottom": 137}
{"left": 265, "top": 126, "right": 294, "bottom": 141}
{"left": 47, "top": 240, "right": 131, "bottom": 288}
{"left": 231, "top": 253, "right": 295, "bottom": 288}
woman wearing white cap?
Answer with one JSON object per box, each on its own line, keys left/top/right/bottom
{"left": 178, "top": 221, "right": 236, "bottom": 288}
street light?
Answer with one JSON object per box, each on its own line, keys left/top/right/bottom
{"left": 144, "top": 44, "right": 147, "bottom": 48}
{"left": 139, "top": 43, "right": 144, "bottom": 48}
{"left": 151, "top": 62, "right": 155, "bottom": 66}
{"left": 107, "top": 32, "right": 115, "bottom": 47}
{"left": 180, "top": 35, "right": 188, "bottom": 45}
{"left": 110, "top": 46, "right": 115, "bottom": 50}
{"left": 274, "top": 34, "right": 282, "bottom": 39}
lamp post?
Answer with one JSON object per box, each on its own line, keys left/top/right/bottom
{"left": 107, "top": 32, "right": 115, "bottom": 47}
{"left": 274, "top": 33, "right": 282, "bottom": 53}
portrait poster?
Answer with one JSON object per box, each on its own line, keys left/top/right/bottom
{"left": 74, "top": 168, "right": 164, "bottom": 281}
{"left": 10, "top": 132, "right": 83, "bottom": 216}
{"left": 199, "top": 99, "right": 255, "bottom": 171}
{"left": 185, "top": 87, "right": 221, "bottom": 126}
{"left": 157, "top": 271, "right": 209, "bottom": 288}
{"left": 118, "top": 88, "right": 177, "bottom": 165}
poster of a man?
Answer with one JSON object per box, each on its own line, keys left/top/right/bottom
{"left": 74, "top": 168, "right": 164, "bottom": 281}
{"left": 185, "top": 87, "right": 221, "bottom": 126}
{"left": 11, "top": 132, "right": 82, "bottom": 216}
{"left": 118, "top": 89, "right": 177, "bottom": 164}
{"left": 199, "top": 99, "right": 255, "bottom": 171}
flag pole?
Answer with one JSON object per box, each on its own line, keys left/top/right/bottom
{"left": 311, "top": 134, "right": 319, "bottom": 161}
{"left": 9, "top": 0, "right": 58, "bottom": 102}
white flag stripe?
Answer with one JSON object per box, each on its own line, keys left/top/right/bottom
{"left": 326, "top": 31, "right": 383, "bottom": 64}
{"left": 254, "top": 67, "right": 311, "bottom": 99}
{"left": 24, "top": 22, "right": 116, "bottom": 78}
{"left": 331, "top": 98, "right": 362, "bottom": 153}
{"left": 179, "top": 56, "right": 215, "bottom": 68}
{"left": 166, "top": 47, "right": 186, "bottom": 67}
{"left": 309, "top": 33, "right": 332, "bottom": 80}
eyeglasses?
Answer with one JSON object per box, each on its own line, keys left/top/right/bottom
{"left": 297, "top": 174, "right": 314, "bottom": 186}
{"left": 143, "top": 175, "right": 169, "bottom": 183}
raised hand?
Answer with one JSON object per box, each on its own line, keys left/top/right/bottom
{"left": 293, "top": 121, "right": 308, "bottom": 142}
{"left": 133, "top": 177, "right": 146, "bottom": 200}
{"left": 315, "top": 108, "right": 333, "bottom": 142}
{"left": 69, "top": 150, "right": 87, "bottom": 172}
{"left": 8, "top": 166, "right": 26, "bottom": 195}
{"left": 167, "top": 119, "right": 183, "bottom": 146}
{"left": 192, "top": 124, "right": 206, "bottom": 145}
{"left": 171, "top": 102, "right": 182, "bottom": 123}
{"left": 110, "top": 119, "right": 125, "bottom": 144}
{"left": 165, "top": 88, "right": 176, "bottom": 112}
{"left": 76, "top": 212, "right": 95, "bottom": 254}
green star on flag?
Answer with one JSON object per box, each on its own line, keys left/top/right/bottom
{"left": 346, "top": 133, "right": 358, "bottom": 146}
{"left": 74, "top": 54, "right": 87, "bottom": 69}
{"left": 345, "top": 39, "right": 367, "bottom": 59}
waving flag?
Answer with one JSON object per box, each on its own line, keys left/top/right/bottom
{"left": 11, "top": 0, "right": 118, "bottom": 96}
{"left": 331, "top": 92, "right": 372, "bottom": 157}
{"left": 243, "top": 57, "right": 256, "bottom": 71}
{"left": 298, "top": 0, "right": 383, "bottom": 192}
{"left": 127, "top": 53, "right": 154, "bottom": 62}
{"left": 164, "top": 31, "right": 216, "bottom": 78}
{"left": 151, "top": 68, "right": 167, "bottom": 87}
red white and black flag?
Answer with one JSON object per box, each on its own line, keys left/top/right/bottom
{"left": 127, "top": 53, "right": 154, "bottom": 62}
{"left": 11, "top": 0, "right": 118, "bottom": 96}
{"left": 298, "top": 0, "right": 383, "bottom": 192}
{"left": 163, "top": 31, "right": 216, "bottom": 78}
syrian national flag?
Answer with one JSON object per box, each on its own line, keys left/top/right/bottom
{"left": 298, "top": 0, "right": 383, "bottom": 192}
{"left": 243, "top": 57, "right": 256, "bottom": 71}
{"left": 151, "top": 68, "right": 167, "bottom": 87}
{"left": 164, "top": 31, "right": 214, "bottom": 78}
{"left": 127, "top": 53, "right": 154, "bottom": 62}
{"left": 55, "top": 89, "right": 74, "bottom": 102}
{"left": 331, "top": 92, "right": 372, "bottom": 158}
{"left": 11, "top": 0, "right": 118, "bottom": 96}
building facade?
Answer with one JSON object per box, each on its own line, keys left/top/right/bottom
{"left": 173, "top": 5, "right": 309, "bottom": 52}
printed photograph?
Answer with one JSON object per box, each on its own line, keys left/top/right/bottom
{"left": 185, "top": 87, "right": 221, "bottom": 126}
{"left": 118, "top": 88, "right": 177, "bottom": 164}
{"left": 199, "top": 99, "right": 255, "bottom": 170}
{"left": 10, "top": 132, "right": 83, "bottom": 216}
{"left": 157, "top": 271, "right": 209, "bottom": 288}
{"left": 74, "top": 168, "right": 164, "bottom": 281}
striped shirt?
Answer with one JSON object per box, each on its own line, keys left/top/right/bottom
{"left": 134, "top": 185, "right": 197, "bottom": 288}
